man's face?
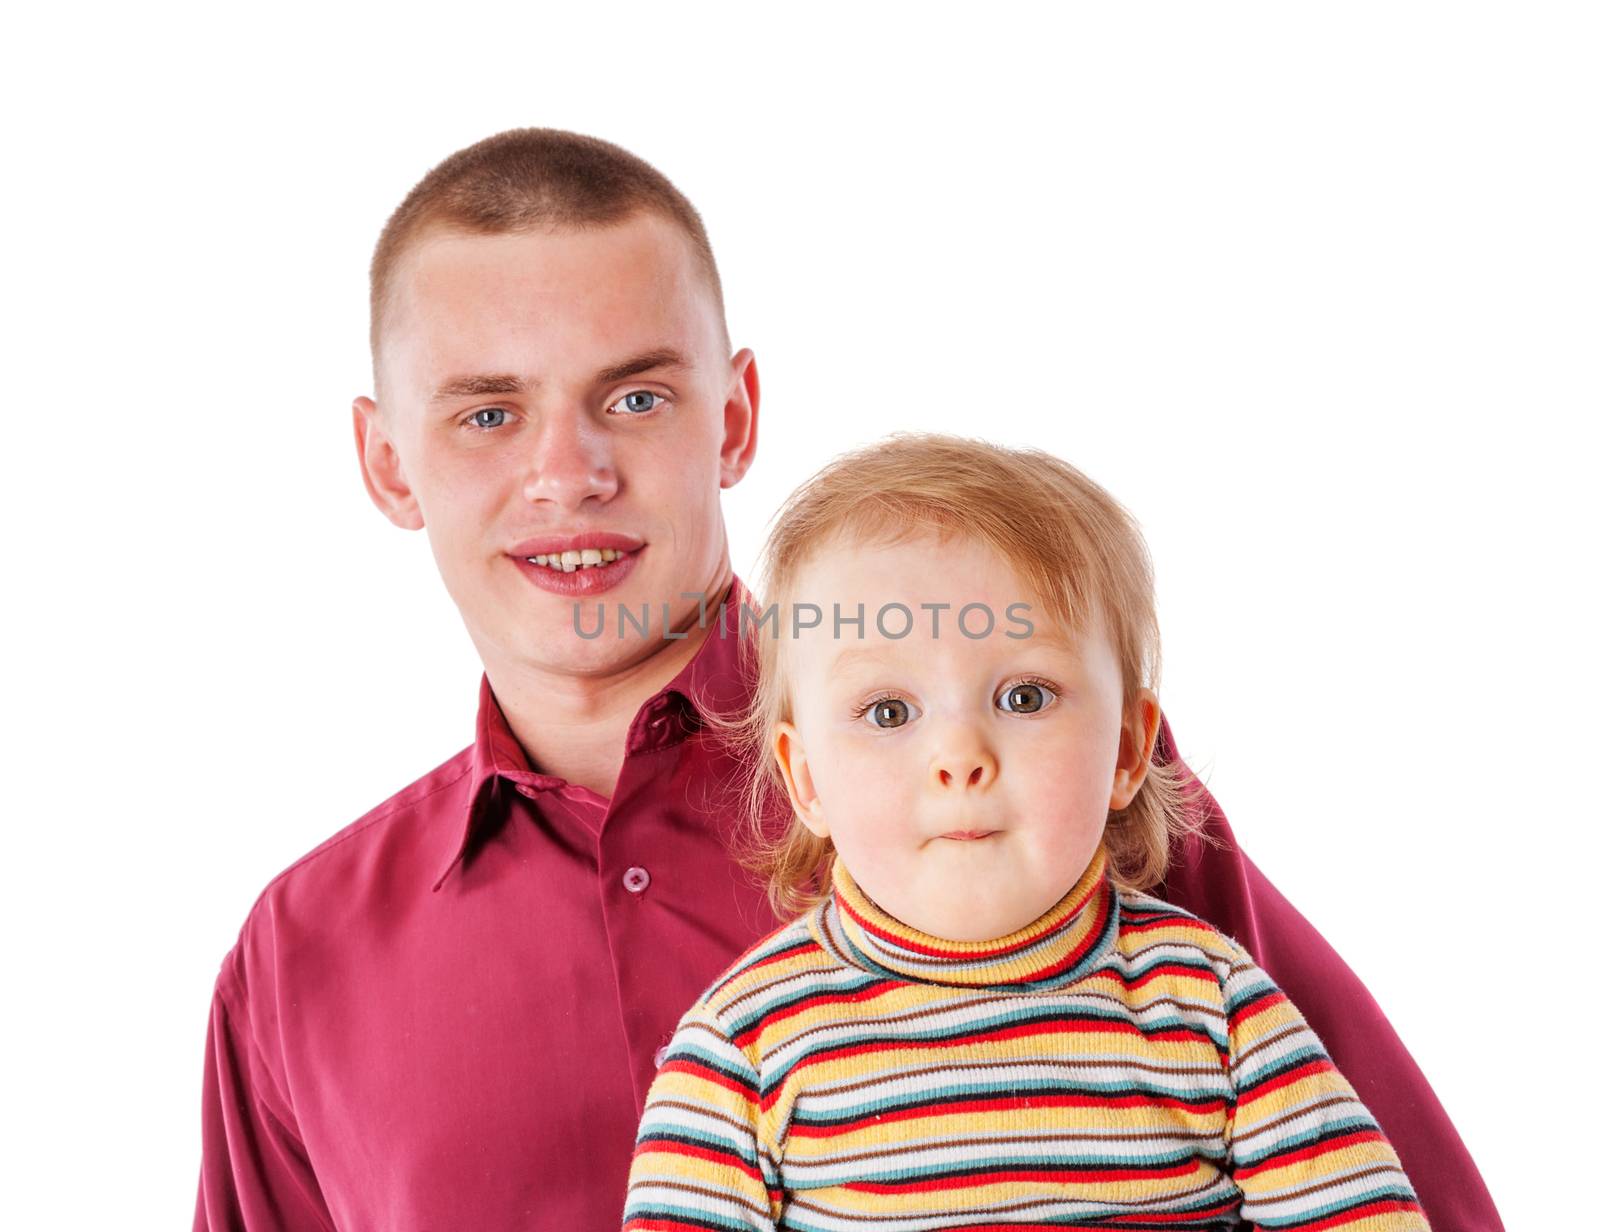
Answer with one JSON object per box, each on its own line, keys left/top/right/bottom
{"left": 354, "top": 213, "right": 757, "bottom": 679}
{"left": 773, "top": 532, "right": 1156, "bottom": 942}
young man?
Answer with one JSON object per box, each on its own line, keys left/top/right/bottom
{"left": 193, "top": 129, "right": 1500, "bottom": 1231}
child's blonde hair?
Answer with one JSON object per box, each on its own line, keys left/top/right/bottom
{"left": 706, "top": 432, "right": 1202, "bottom": 918}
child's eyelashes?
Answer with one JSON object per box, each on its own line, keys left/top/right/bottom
{"left": 853, "top": 696, "right": 920, "bottom": 729}
{"left": 998, "top": 676, "right": 1059, "bottom": 714}
{"left": 850, "top": 676, "right": 1062, "bottom": 730}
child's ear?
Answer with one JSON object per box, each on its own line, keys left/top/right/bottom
{"left": 772, "top": 721, "right": 829, "bottom": 838}
{"left": 1110, "top": 689, "right": 1161, "bottom": 810}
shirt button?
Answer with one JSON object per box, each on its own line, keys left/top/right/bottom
{"left": 654, "top": 1044, "right": 671, "bottom": 1069}
{"left": 623, "top": 866, "right": 651, "bottom": 894}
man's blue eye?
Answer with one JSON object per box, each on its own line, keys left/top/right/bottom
{"left": 616, "top": 391, "right": 660, "bottom": 414}
{"left": 470, "top": 408, "right": 508, "bottom": 429}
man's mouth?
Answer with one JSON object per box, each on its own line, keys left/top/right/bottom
{"left": 522, "top": 548, "right": 634, "bottom": 573}
{"left": 507, "top": 535, "right": 645, "bottom": 597}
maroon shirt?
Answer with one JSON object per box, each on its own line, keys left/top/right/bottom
{"left": 194, "top": 576, "right": 1499, "bottom": 1230}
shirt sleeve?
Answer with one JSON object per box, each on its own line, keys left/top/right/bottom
{"left": 621, "top": 1009, "right": 782, "bottom": 1231}
{"left": 193, "top": 970, "right": 336, "bottom": 1232}
{"left": 1222, "top": 946, "right": 1430, "bottom": 1230}
{"left": 1154, "top": 715, "right": 1502, "bottom": 1230}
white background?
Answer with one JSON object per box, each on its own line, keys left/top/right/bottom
{"left": 4, "top": 3, "right": 1595, "bottom": 1227}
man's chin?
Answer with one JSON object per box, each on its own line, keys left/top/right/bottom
{"left": 487, "top": 609, "right": 682, "bottom": 678}
{"left": 535, "top": 637, "right": 678, "bottom": 681}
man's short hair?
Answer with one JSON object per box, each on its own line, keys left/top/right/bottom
{"left": 369, "top": 127, "right": 727, "bottom": 374}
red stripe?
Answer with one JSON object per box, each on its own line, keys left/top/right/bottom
{"left": 841, "top": 877, "right": 1107, "bottom": 963}
{"left": 637, "top": 1138, "right": 766, "bottom": 1185}
{"left": 657, "top": 1058, "right": 758, "bottom": 1103}
{"left": 741, "top": 981, "right": 901, "bottom": 1044}
{"left": 1118, "top": 913, "right": 1202, "bottom": 935}
{"left": 1230, "top": 989, "right": 1287, "bottom": 1027}
{"left": 1237, "top": 1057, "right": 1336, "bottom": 1107}
{"left": 1232, "top": 1127, "right": 1385, "bottom": 1180}
{"left": 1121, "top": 961, "right": 1214, "bottom": 990}
{"left": 787, "top": 1089, "right": 1227, "bottom": 1137}
{"left": 767, "top": 1014, "right": 1213, "bottom": 1105}
{"left": 703, "top": 925, "right": 819, "bottom": 1000}
{"left": 811, "top": 1015, "right": 1143, "bottom": 1064}
{"left": 844, "top": 1158, "right": 1202, "bottom": 1192}
{"left": 847, "top": 1204, "right": 1241, "bottom": 1232}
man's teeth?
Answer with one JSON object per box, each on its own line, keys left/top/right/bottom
{"left": 525, "top": 548, "right": 628, "bottom": 572}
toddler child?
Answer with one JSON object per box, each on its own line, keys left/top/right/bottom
{"left": 621, "top": 433, "right": 1428, "bottom": 1230}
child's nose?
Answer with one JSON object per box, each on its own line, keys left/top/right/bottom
{"left": 929, "top": 737, "right": 997, "bottom": 791}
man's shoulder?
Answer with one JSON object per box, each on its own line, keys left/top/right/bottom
{"left": 254, "top": 743, "right": 475, "bottom": 905}
{"left": 216, "top": 744, "right": 478, "bottom": 987}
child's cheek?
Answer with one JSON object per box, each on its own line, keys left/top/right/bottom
{"left": 827, "top": 737, "right": 921, "bottom": 857}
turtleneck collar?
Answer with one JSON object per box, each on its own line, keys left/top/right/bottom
{"left": 824, "top": 846, "right": 1120, "bottom": 991}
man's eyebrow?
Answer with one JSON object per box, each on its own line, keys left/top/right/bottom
{"left": 595, "top": 348, "right": 692, "bottom": 384}
{"left": 426, "top": 350, "right": 691, "bottom": 406}
{"left": 428, "top": 373, "right": 528, "bottom": 405}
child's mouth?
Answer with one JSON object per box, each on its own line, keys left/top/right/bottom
{"left": 941, "top": 830, "right": 998, "bottom": 841}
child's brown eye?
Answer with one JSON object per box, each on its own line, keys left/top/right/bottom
{"left": 998, "top": 682, "right": 1052, "bottom": 714}
{"left": 864, "top": 698, "right": 912, "bottom": 729}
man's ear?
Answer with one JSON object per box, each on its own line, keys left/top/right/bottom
{"left": 772, "top": 719, "right": 828, "bottom": 838}
{"left": 1110, "top": 688, "right": 1162, "bottom": 810}
{"left": 352, "top": 397, "right": 424, "bottom": 530}
{"left": 718, "top": 348, "right": 760, "bottom": 489}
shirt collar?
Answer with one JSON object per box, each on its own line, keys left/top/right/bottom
{"left": 434, "top": 575, "right": 758, "bottom": 889}
{"left": 826, "top": 845, "right": 1119, "bottom": 990}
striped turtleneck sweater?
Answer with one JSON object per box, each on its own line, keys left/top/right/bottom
{"left": 621, "top": 846, "right": 1429, "bottom": 1230}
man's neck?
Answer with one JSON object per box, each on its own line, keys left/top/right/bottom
{"left": 482, "top": 573, "right": 734, "bottom": 798}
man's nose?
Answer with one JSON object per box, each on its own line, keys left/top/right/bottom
{"left": 521, "top": 406, "right": 619, "bottom": 510}
{"left": 928, "top": 726, "right": 998, "bottom": 792}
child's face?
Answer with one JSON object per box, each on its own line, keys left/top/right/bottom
{"left": 772, "top": 532, "right": 1157, "bottom": 942}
